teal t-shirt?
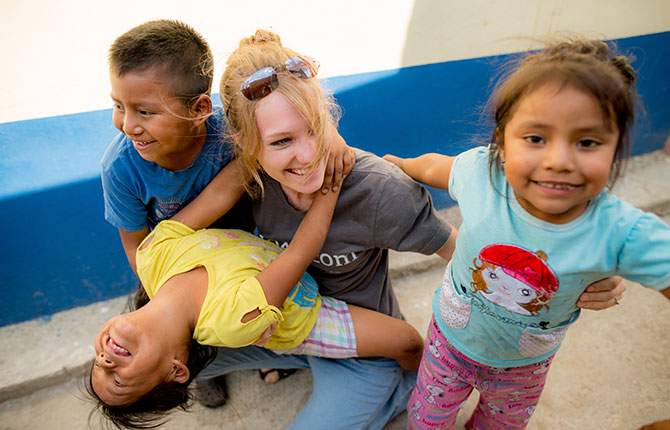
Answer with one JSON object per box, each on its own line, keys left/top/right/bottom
{"left": 434, "top": 146, "right": 670, "bottom": 367}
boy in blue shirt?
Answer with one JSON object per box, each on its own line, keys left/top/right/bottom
{"left": 101, "top": 19, "right": 250, "bottom": 408}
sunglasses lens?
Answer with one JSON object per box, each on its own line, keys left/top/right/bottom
{"left": 285, "top": 56, "right": 317, "bottom": 79}
{"left": 241, "top": 67, "right": 278, "bottom": 100}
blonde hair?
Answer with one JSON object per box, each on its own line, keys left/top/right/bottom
{"left": 220, "top": 29, "right": 341, "bottom": 197}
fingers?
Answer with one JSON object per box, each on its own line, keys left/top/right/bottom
{"left": 321, "top": 146, "right": 353, "bottom": 193}
{"left": 584, "top": 276, "right": 625, "bottom": 294}
{"left": 382, "top": 154, "right": 399, "bottom": 165}
{"left": 321, "top": 155, "right": 336, "bottom": 193}
{"left": 253, "top": 322, "right": 277, "bottom": 346}
{"left": 576, "top": 277, "right": 626, "bottom": 311}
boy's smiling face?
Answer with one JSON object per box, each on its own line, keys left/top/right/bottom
{"left": 109, "top": 67, "right": 208, "bottom": 171}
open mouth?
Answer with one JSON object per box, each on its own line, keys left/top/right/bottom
{"left": 287, "top": 167, "right": 312, "bottom": 176}
{"left": 107, "top": 336, "right": 131, "bottom": 357}
{"left": 533, "top": 181, "right": 579, "bottom": 191}
{"left": 287, "top": 160, "right": 323, "bottom": 179}
{"left": 132, "top": 140, "right": 156, "bottom": 150}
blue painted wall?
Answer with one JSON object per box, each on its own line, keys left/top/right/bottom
{"left": 0, "top": 32, "right": 668, "bottom": 326}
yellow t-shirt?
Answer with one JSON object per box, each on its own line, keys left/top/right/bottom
{"left": 136, "top": 220, "right": 322, "bottom": 350}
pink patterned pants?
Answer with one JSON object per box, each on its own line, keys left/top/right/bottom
{"left": 408, "top": 316, "right": 554, "bottom": 430}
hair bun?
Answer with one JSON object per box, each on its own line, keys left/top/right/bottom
{"left": 610, "top": 55, "right": 636, "bottom": 87}
{"left": 239, "top": 29, "right": 282, "bottom": 48}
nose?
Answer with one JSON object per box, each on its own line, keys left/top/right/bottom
{"left": 115, "top": 110, "right": 142, "bottom": 137}
{"left": 294, "top": 136, "right": 317, "bottom": 164}
{"left": 542, "top": 141, "right": 574, "bottom": 172}
{"left": 97, "top": 352, "right": 116, "bottom": 369}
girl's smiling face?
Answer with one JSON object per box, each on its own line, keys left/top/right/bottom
{"left": 91, "top": 313, "right": 181, "bottom": 406}
{"left": 500, "top": 83, "right": 619, "bottom": 224}
{"left": 254, "top": 91, "right": 326, "bottom": 210}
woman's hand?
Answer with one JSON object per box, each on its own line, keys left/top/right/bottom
{"left": 576, "top": 276, "right": 626, "bottom": 310}
{"left": 322, "top": 125, "right": 355, "bottom": 193}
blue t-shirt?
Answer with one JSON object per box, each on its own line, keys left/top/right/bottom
{"left": 101, "top": 109, "right": 234, "bottom": 231}
{"left": 434, "top": 146, "right": 670, "bottom": 367}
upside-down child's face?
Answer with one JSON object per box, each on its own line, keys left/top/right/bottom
{"left": 109, "top": 67, "right": 205, "bottom": 171}
{"left": 500, "top": 83, "right": 619, "bottom": 224}
{"left": 91, "top": 314, "right": 181, "bottom": 406}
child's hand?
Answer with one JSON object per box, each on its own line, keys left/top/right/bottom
{"left": 322, "top": 125, "right": 355, "bottom": 193}
{"left": 382, "top": 154, "right": 405, "bottom": 169}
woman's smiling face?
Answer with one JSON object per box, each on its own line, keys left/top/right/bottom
{"left": 254, "top": 91, "right": 326, "bottom": 209}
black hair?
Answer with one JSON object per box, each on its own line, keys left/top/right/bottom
{"left": 108, "top": 19, "right": 214, "bottom": 106}
{"left": 86, "top": 283, "right": 216, "bottom": 429}
{"left": 487, "top": 38, "right": 637, "bottom": 186}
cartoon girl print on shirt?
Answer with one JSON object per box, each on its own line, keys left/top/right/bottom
{"left": 469, "top": 244, "right": 559, "bottom": 316}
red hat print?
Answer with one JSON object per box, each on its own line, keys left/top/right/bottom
{"left": 479, "top": 244, "right": 559, "bottom": 298}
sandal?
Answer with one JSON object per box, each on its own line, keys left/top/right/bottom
{"left": 194, "top": 375, "right": 228, "bottom": 408}
{"left": 258, "top": 368, "right": 297, "bottom": 384}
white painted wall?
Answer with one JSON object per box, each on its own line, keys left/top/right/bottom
{"left": 1, "top": 0, "right": 668, "bottom": 123}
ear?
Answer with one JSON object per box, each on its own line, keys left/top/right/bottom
{"left": 495, "top": 129, "right": 505, "bottom": 163}
{"left": 170, "top": 359, "right": 190, "bottom": 384}
{"left": 230, "top": 133, "right": 242, "bottom": 148}
{"left": 190, "top": 94, "right": 212, "bottom": 126}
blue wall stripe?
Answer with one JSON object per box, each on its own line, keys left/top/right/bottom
{"left": 0, "top": 32, "right": 668, "bottom": 326}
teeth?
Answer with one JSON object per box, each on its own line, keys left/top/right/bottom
{"left": 536, "top": 181, "right": 577, "bottom": 190}
{"left": 108, "top": 337, "right": 130, "bottom": 356}
{"left": 289, "top": 168, "right": 309, "bottom": 175}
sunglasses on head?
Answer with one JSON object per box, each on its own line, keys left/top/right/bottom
{"left": 240, "top": 56, "right": 319, "bottom": 101}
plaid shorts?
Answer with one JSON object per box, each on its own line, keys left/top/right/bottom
{"left": 274, "top": 296, "right": 358, "bottom": 358}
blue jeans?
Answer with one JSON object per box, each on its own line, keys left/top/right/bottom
{"left": 200, "top": 345, "right": 417, "bottom": 429}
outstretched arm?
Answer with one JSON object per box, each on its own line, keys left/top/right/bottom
{"left": 383, "top": 153, "right": 455, "bottom": 191}
{"left": 170, "top": 160, "right": 246, "bottom": 230}
{"left": 256, "top": 189, "right": 340, "bottom": 307}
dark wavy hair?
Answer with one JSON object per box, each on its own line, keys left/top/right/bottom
{"left": 487, "top": 38, "right": 638, "bottom": 187}
{"left": 86, "top": 284, "right": 216, "bottom": 429}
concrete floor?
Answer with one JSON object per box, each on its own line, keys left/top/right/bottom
{"left": 1, "top": 149, "right": 669, "bottom": 429}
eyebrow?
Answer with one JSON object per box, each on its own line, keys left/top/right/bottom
{"left": 261, "top": 133, "right": 293, "bottom": 146}
{"left": 516, "top": 121, "right": 614, "bottom": 134}
{"left": 93, "top": 362, "right": 131, "bottom": 397}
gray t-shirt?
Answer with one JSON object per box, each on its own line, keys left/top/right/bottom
{"left": 253, "top": 149, "right": 452, "bottom": 319}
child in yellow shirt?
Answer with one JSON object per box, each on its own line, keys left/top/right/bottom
{"left": 88, "top": 188, "right": 423, "bottom": 429}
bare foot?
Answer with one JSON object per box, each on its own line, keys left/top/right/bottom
{"left": 259, "top": 368, "right": 280, "bottom": 384}
{"left": 258, "top": 368, "right": 297, "bottom": 384}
